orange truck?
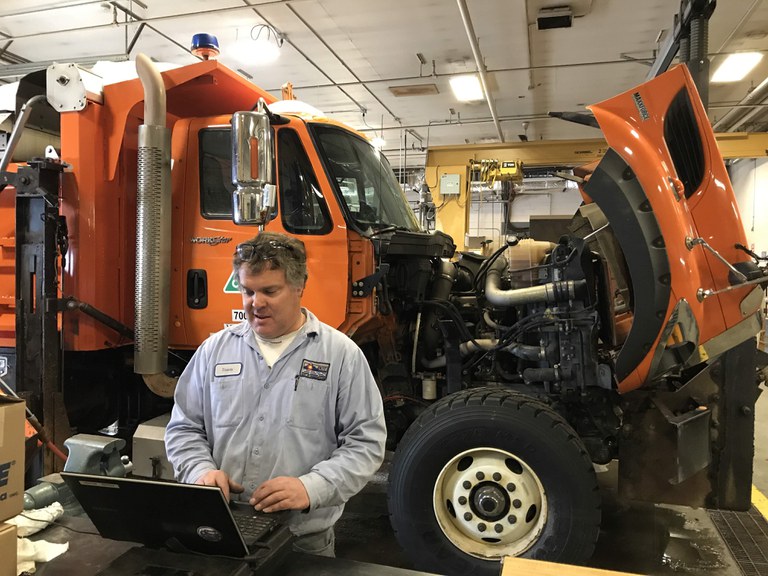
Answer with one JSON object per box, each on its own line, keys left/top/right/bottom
{"left": 0, "top": 54, "right": 765, "bottom": 575}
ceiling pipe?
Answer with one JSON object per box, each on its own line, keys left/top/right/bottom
{"left": 263, "top": 56, "right": 657, "bottom": 93}
{"left": 359, "top": 113, "right": 554, "bottom": 132}
{"left": 712, "top": 75, "right": 768, "bottom": 131}
{"left": 456, "top": 0, "right": 505, "bottom": 142}
{"left": 714, "top": 0, "right": 762, "bottom": 53}
{"left": 522, "top": 0, "right": 535, "bottom": 91}
{"left": 709, "top": 0, "right": 767, "bottom": 130}
{"left": 0, "top": 0, "right": 107, "bottom": 17}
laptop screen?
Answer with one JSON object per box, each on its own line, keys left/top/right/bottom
{"left": 61, "top": 472, "right": 250, "bottom": 557}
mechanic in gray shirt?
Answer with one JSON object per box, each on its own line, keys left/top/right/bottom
{"left": 165, "top": 231, "right": 386, "bottom": 557}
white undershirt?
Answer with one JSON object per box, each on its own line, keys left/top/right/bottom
{"left": 253, "top": 325, "right": 303, "bottom": 368}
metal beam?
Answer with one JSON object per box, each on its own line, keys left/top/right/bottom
{"left": 426, "top": 132, "right": 768, "bottom": 168}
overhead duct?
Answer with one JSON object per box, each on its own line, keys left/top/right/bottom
{"left": 134, "top": 53, "right": 173, "bottom": 395}
{"left": 537, "top": 6, "right": 573, "bottom": 30}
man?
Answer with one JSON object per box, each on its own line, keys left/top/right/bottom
{"left": 165, "top": 232, "right": 386, "bottom": 557}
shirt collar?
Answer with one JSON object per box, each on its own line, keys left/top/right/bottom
{"left": 231, "top": 307, "right": 320, "bottom": 340}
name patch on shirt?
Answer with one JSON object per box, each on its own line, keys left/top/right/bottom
{"left": 300, "top": 359, "right": 330, "bottom": 381}
{"left": 214, "top": 362, "right": 242, "bottom": 377}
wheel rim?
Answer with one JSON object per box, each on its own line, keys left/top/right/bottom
{"left": 433, "top": 447, "right": 547, "bottom": 559}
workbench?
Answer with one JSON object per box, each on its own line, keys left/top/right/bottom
{"left": 30, "top": 515, "right": 441, "bottom": 576}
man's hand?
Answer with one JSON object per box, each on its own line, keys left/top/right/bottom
{"left": 249, "top": 476, "right": 310, "bottom": 512}
{"left": 195, "top": 470, "right": 244, "bottom": 501}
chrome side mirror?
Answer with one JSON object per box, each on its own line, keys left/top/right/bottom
{"left": 231, "top": 101, "right": 275, "bottom": 225}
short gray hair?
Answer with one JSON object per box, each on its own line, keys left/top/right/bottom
{"left": 233, "top": 232, "right": 307, "bottom": 288}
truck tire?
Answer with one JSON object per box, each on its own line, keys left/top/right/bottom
{"left": 387, "top": 387, "right": 601, "bottom": 576}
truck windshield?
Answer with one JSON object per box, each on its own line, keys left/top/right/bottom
{"left": 311, "top": 124, "right": 421, "bottom": 233}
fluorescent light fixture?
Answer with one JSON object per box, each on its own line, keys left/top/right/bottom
{"left": 450, "top": 74, "right": 484, "bottom": 102}
{"left": 712, "top": 52, "right": 763, "bottom": 83}
{"left": 233, "top": 38, "right": 280, "bottom": 65}
{"left": 232, "top": 25, "right": 283, "bottom": 66}
{"left": 371, "top": 136, "right": 386, "bottom": 149}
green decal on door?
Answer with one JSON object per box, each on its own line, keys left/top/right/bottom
{"left": 223, "top": 271, "right": 240, "bottom": 293}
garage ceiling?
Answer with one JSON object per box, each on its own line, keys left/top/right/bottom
{"left": 1, "top": 0, "right": 768, "bottom": 168}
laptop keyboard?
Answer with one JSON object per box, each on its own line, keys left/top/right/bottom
{"left": 231, "top": 508, "right": 279, "bottom": 545}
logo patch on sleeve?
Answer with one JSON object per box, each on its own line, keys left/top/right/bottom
{"left": 300, "top": 359, "right": 330, "bottom": 381}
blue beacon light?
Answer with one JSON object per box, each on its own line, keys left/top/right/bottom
{"left": 191, "top": 33, "right": 220, "bottom": 60}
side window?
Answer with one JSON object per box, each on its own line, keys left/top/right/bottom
{"left": 198, "top": 128, "right": 234, "bottom": 219}
{"left": 278, "top": 129, "right": 332, "bottom": 234}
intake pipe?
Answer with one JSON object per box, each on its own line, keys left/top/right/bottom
{"left": 134, "top": 54, "right": 173, "bottom": 395}
{"left": 485, "top": 256, "right": 586, "bottom": 307}
{"left": 420, "top": 338, "right": 549, "bottom": 369}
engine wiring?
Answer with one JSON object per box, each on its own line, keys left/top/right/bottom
{"left": 462, "top": 303, "right": 598, "bottom": 374}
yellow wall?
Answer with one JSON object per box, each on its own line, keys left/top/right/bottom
{"left": 425, "top": 164, "right": 469, "bottom": 252}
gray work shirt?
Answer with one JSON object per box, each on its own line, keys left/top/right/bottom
{"left": 165, "top": 309, "right": 386, "bottom": 536}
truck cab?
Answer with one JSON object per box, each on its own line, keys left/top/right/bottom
{"left": 2, "top": 56, "right": 766, "bottom": 576}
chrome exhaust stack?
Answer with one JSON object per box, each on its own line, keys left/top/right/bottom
{"left": 134, "top": 53, "right": 171, "bottom": 385}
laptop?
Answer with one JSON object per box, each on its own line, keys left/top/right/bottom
{"left": 61, "top": 472, "right": 294, "bottom": 560}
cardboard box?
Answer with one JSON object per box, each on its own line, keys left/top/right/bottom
{"left": 0, "top": 396, "right": 24, "bottom": 522}
{"left": 501, "top": 556, "right": 645, "bottom": 575}
{"left": 0, "top": 522, "right": 17, "bottom": 576}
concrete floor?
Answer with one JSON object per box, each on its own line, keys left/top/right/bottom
{"left": 333, "top": 383, "right": 768, "bottom": 576}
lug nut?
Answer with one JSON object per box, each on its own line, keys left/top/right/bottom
{"left": 477, "top": 523, "right": 487, "bottom": 532}
{"left": 513, "top": 499, "right": 522, "bottom": 509}
{"left": 476, "top": 471, "right": 485, "bottom": 480}
{"left": 506, "top": 483, "right": 516, "bottom": 492}
{"left": 493, "top": 472, "right": 502, "bottom": 481}
{"left": 458, "top": 496, "right": 467, "bottom": 505}
{"left": 464, "top": 512, "right": 473, "bottom": 521}
{"left": 463, "top": 481, "right": 472, "bottom": 490}
{"left": 508, "top": 515, "right": 517, "bottom": 524}
{"left": 494, "top": 524, "right": 503, "bottom": 533}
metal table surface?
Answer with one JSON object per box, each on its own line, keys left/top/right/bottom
{"left": 30, "top": 516, "right": 440, "bottom": 576}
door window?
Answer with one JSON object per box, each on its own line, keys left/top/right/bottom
{"left": 278, "top": 129, "right": 332, "bottom": 234}
{"left": 198, "top": 128, "right": 234, "bottom": 219}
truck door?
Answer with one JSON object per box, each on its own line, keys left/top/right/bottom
{"left": 269, "top": 125, "right": 349, "bottom": 330}
{"left": 173, "top": 117, "right": 249, "bottom": 348}
{"left": 174, "top": 117, "right": 349, "bottom": 349}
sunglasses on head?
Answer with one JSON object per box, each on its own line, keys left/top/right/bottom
{"left": 236, "top": 239, "right": 297, "bottom": 261}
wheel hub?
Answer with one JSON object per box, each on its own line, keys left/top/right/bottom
{"left": 433, "top": 447, "right": 547, "bottom": 559}
{"left": 471, "top": 482, "right": 508, "bottom": 521}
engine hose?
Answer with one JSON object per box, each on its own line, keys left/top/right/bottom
{"left": 421, "top": 339, "right": 494, "bottom": 369}
{"left": 505, "top": 342, "right": 547, "bottom": 361}
{"left": 421, "top": 261, "right": 459, "bottom": 357}
{"left": 523, "top": 367, "right": 562, "bottom": 383}
{"left": 483, "top": 309, "right": 510, "bottom": 330}
{"left": 485, "top": 256, "right": 587, "bottom": 307}
{"left": 420, "top": 337, "right": 548, "bottom": 369}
